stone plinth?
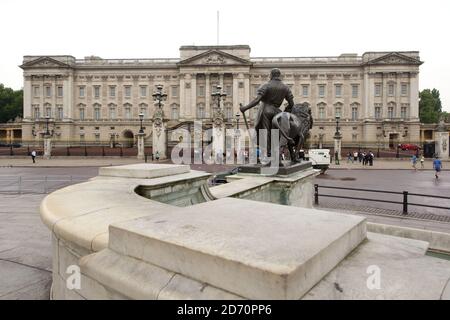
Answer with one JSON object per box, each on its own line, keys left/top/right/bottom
{"left": 136, "top": 132, "right": 145, "bottom": 160}
{"left": 238, "top": 161, "right": 312, "bottom": 175}
{"left": 152, "top": 122, "right": 166, "bottom": 160}
{"left": 108, "top": 198, "right": 366, "bottom": 300}
{"left": 44, "top": 136, "right": 52, "bottom": 159}
{"left": 99, "top": 163, "right": 190, "bottom": 179}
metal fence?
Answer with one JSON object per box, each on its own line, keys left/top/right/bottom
{"left": 0, "top": 175, "right": 90, "bottom": 194}
{"left": 314, "top": 184, "right": 450, "bottom": 214}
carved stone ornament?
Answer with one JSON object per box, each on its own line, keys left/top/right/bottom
{"left": 212, "top": 108, "right": 225, "bottom": 128}
{"left": 204, "top": 54, "right": 226, "bottom": 65}
{"left": 436, "top": 119, "right": 447, "bottom": 132}
{"left": 443, "top": 138, "right": 448, "bottom": 152}
{"left": 153, "top": 108, "right": 164, "bottom": 137}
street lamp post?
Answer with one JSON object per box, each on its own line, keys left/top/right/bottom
{"left": 152, "top": 84, "right": 167, "bottom": 109}
{"left": 334, "top": 115, "right": 342, "bottom": 165}
{"left": 139, "top": 112, "right": 144, "bottom": 134}
{"left": 45, "top": 115, "right": 50, "bottom": 136}
{"left": 235, "top": 112, "right": 240, "bottom": 130}
{"left": 211, "top": 85, "right": 227, "bottom": 110}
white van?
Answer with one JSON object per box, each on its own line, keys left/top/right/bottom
{"left": 305, "top": 149, "right": 330, "bottom": 174}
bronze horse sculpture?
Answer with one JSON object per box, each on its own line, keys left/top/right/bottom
{"left": 271, "top": 103, "right": 313, "bottom": 163}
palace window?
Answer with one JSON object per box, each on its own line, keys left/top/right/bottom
{"left": 95, "top": 133, "right": 100, "bottom": 142}
{"left": 318, "top": 107, "right": 325, "bottom": 119}
{"left": 33, "top": 86, "right": 40, "bottom": 97}
{"left": 388, "top": 83, "right": 395, "bottom": 96}
{"left": 252, "top": 85, "right": 259, "bottom": 97}
{"left": 109, "top": 86, "right": 116, "bottom": 98}
{"left": 387, "top": 107, "right": 394, "bottom": 119}
{"left": 124, "top": 86, "right": 131, "bottom": 98}
{"left": 351, "top": 107, "right": 358, "bottom": 120}
{"left": 94, "top": 86, "right": 100, "bottom": 98}
{"left": 57, "top": 86, "right": 63, "bottom": 97}
{"left": 171, "top": 86, "right": 179, "bottom": 98}
{"left": 225, "top": 85, "right": 232, "bottom": 97}
{"left": 79, "top": 108, "right": 85, "bottom": 120}
{"left": 318, "top": 85, "right": 325, "bottom": 98}
{"left": 198, "top": 85, "right": 205, "bottom": 97}
{"left": 45, "top": 86, "right": 51, "bottom": 97}
{"left": 401, "top": 83, "right": 408, "bottom": 96}
{"left": 352, "top": 85, "right": 359, "bottom": 98}
{"left": 45, "top": 106, "right": 52, "bottom": 118}
{"left": 140, "top": 86, "right": 147, "bottom": 97}
{"left": 94, "top": 107, "right": 101, "bottom": 121}
{"left": 33, "top": 106, "right": 40, "bottom": 119}
{"left": 197, "top": 104, "right": 205, "bottom": 119}
{"left": 109, "top": 106, "right": 116, "bottom": 119}
{"left": 56, "top": 106, "right": 63, "bottom": 120}
{"left": 80, "top": 134, "right": 85, "bottom": 142}
{"left": 225, "top": 105, "right": 233, "bottom": 120}
{"left": 139, "top": 103, "right": 148, "bottom": 118}
{"left": 171, "top": 104, "right": 179, "bottom": 120}
{"left": 125, "top": 107, "right": 131, "bottom": 120}
{"left": 335, "top": 84, "right": 342, "bottom": 98}
{"left": 401, "top": 105, "right": 408, "bottom": 119}
{"left": 375, "top": 84, "right": 382, "bottom": 97}
{"left": 79, "top": 86, "right": 85, "bottom": 98}
{"left": 335, "top": 107, "right": 341, "bottom": 118}
{"left": 375, "top": 106, "right": 381, "bottom": 119}
{"left": 302, "top": 85, "right": 309, "bottom": 97}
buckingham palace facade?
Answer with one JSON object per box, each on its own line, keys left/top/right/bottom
{"left": 20, "top": 45, "right": 422, "bottom": 149}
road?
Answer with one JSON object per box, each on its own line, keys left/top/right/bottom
{"left": 315, "top": 169, "right": 450, "bottom": 217}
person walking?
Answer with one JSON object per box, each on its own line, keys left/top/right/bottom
{"left": 368, "top": 151, "right": 374, "bottom": 166}
{"left": 420, "top": 155, "right": 425, "bottom": 169}
{"left": 347, "top": 152, "right": 352, "bottom": 163}
{"left": 411, "top": 154, "right": 417, "bottom": 171}
{"left": 433, "top": 156, "right": 442, "bottom": 179}
{"left": 31, "top": 149, "right": 36, "bottom": 164}
{"left": 353, "top": 151, "right": 358, "bottom": 163}
{"left": 155, "top": 151, "right": 160, "bottom": 161}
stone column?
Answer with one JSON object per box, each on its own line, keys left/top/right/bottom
{"left": 44, "top": 135, "right": 52, "bottom": 159}
{"left": 409, "top": 72, "right": 419, "bottom": 120}
{"left": 191, "top": 73, "right": 197, "bottom": 119}
{"left": 232, "top": 73, "right": 239, "bottom": 114}
{"left": 243, "top": 73, "right": 250, "bottom": 104}
{"left": 23, "top": 75, "right": 32, "bottom": 119}
{"left": 205, "top": 73, "right": 210, "bottom": 117}
{"left": 137, "top": 132, "right": 145, "bottom": 160}
{"left": 179, "top": 73, "right": 186, "bottom": 118}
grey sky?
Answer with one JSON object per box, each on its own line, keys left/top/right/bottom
{"left": 1, "top": 0, "right": 449, "bottom": 111}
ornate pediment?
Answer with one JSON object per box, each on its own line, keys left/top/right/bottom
{"left": 364, "top": 52, "right": 422, "bottom": 66}
{"left": 178, "top": 50, "right": 252, "bottom": 66}
{"left": 20, "top": 57, "right": 73, "bottom": 69}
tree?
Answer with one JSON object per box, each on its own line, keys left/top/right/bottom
{"left": 419, "top": 88, "right": 442, "bottom": 123}
{"left": 0, "top": 84, "right": 23, "bottom": 123}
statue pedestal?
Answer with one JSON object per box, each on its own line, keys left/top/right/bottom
{"left": 44, "top": 135, "right": 52, "bottom": 159}
{"left": 212, "top": 126, "right": 225, "bottom": 163}
{"left": 137, "top": 133, "right": 145, "bottom": 160}
{"left": 152, "top": 122, "right": 166, "bottom": 160}
{"left": 435, "top": 131, "right": 449, "bottom": 160}
{"left": 334, "top": 134, "right": 342, "bottom": 163}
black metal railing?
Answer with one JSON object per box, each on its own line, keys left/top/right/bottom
{"left": 314, "top": 184, "right": 450, "bottom": 214}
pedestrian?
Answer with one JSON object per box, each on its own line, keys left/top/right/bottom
{"left": 433, "top": 156, "right": 442, "bottom": 179}
{"left": 347, "top": 152, "right": 352, "bottom": 163}
{"left": 31, "top": 149, "right": 36, "bottom": 164}
{"left": 155, "top": 151, "right": 160, "bottom": 161}
{"left": 368, "top": 151, "right": 374, "bottom": 166}
{"left": 358, "top": 151, "right": 363, "bottom": 163}
{"left": 353, "top": 151, "right": 358, "bottom": 163}
{"left": 411, "top": 154, "right": 417, "bottom": 171}
{"left": 420, "top": 155, "right": 425, "bottom": 169}
{"left": 362, "top": 152, "right": 367, "bottom": 165}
